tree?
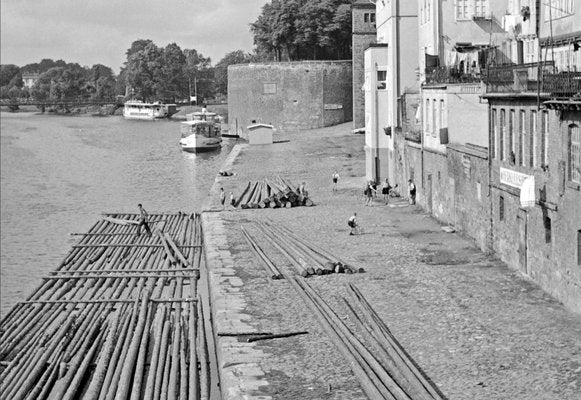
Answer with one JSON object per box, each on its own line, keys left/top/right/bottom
{"left": 124, "top": 41, "right": 163, "bottom": 100}
{"left": 0, "top": 64, "right": 20, "bottom": 87}
{"left": 251, "top": 0, "right": 352, "bottom": 61}
{"left": 88, "top": 64, "right": 116, "bottom": 100}
{"left": 183, "top": 49, "right": 214, "bottom": 102}
{"left": 158, "top": 43, "right": 187, "bottom": 100}
{"left": 214, "top": 50, "right": 254, "bottom": 95}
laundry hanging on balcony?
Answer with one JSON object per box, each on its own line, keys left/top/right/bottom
{"left": 520, "top": 175, "right": 536, "bottom": 208}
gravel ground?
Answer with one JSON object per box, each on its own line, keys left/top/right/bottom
{"left": 204, "top": 123, "right": 581, "bottom": 400}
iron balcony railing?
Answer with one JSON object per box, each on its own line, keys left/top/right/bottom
{"left": 425, "top": 62, "right": 581, "bottom": 99}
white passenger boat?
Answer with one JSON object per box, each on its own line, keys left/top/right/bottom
{"left": 179, "top": 111, "right": 222, "bottom": 153}
{"left": 123, "top": 100, "right": 178, "bottom": 120}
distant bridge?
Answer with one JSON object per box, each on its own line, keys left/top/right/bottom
{"left": 0, "top": 98, "right": 122, "bottom": 109}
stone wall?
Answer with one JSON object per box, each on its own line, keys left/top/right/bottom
{"left": 228, "top": 61, "right": 352, "bottom": 135}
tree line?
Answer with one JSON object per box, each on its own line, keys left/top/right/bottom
{"left": 1, "top": 0, "right": 354, "bottom": 104}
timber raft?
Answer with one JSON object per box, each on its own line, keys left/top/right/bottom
{"left": 0, "top": 212, "right": 219, "bottom": 400}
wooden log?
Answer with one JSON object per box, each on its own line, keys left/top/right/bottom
{"left": 285, "top": 277, "right": 388, "bottom": 399}
{"left": 163, "top": 233, "right": 191, "bottom": 268}
{"left": 233, "top": 181, "right": 251, "bottom": 208}
{"left": 114, "top": 292, "right": 152, "bottom": 400}
{"left": 188, "top": 302, "right": 198, "bottom": 400}
{"left": 84, "top": 310, "right": 122, "bottom": 400}
{"left": 241, "top": 227, "right": 283, "bottom": 280}
{"left": 143, "top": 306, "right": 167, "bottom": 400}
{"left": 347, "top": 284, "right": 444, "bottom": 400}
{"left": 103, "top": 217, "right": 140, "bottom": 226}
{"left": 246, "top": 331, "right": 308, "bottom": 342}
{"left": 254, "top": 224, "right": 308, "bottom": 277}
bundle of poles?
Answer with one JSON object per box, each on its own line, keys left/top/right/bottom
{"left": 289, "top": 280, "right": 446, "bottom": 400}
{"left": 242, "top": 221, "right": 364, "bottom": 278}
{"left": 235, "top": 176, "right": 314, "bottom": 209}
{"left": 0, "top": 212, "right": 217, "bottom": 400}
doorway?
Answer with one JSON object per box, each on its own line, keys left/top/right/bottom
{"left": 517, "top": 208, "right": 528, "bottom": 275}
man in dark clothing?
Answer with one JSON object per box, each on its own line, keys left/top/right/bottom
{"left": 137, "top": 203, "right": 152, "bottom": 236}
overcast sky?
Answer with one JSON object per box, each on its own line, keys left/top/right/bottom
{"left": 1, "top": 0, "right": 268, "bottom": 72}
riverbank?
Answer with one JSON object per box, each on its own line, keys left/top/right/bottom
{"left": 202, "top": 123, "right": 581, "bottom": 399}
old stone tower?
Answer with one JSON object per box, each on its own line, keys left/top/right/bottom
{"left": 352, "top": 0, "right": 376, "bottom": 129}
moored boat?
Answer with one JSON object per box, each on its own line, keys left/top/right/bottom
{"left": 123, "top": 100, "right": 178, "bottom": 120}
{"left": 179, "top": 111, "right": 222, "bottom": 153}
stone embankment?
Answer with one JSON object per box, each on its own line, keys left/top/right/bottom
{"left": 202, "top": 123, "right": 581, "bottom": 400}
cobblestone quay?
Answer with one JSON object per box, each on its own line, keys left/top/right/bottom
{"left": 202, "top": 123, "right": 581, "bottom": 400}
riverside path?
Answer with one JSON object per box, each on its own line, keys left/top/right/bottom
{"left": 202, "top": 122, "right": 581, "bottom": 400}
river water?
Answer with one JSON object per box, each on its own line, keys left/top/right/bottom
{"left": 0, "top": 112, "right": 234, "bottom": 317}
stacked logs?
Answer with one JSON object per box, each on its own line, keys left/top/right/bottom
{"left": 236, "top": 176, "right": 314, "bottom": 209}
{"left": 289, "top": 280, "right": 446, "bottom": 400}
{"left": 0, "top": 212, "right": 218, "bottom": 400}
{"left": 243, "top": 221, "right": 364, "bottom": 278}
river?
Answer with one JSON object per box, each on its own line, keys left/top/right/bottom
{"left": 0, "top": 111, "right": 235, "bottom": 317}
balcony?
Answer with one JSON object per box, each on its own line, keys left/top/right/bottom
{"left": 485, "top": 62, "right": 581, "bottom": 98}
{"left": 425, "top": 66, "right": 483, "bottom": 85}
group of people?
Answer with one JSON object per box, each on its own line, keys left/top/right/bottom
{"left": 219, "top": 188, "right": 236, "bottom": 209}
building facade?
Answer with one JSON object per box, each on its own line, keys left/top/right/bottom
{"left": 352, "top": 0, "right": 377, "bottom": 129}
{"left": 364, "top": 0, "right": 419, "bottom": 183}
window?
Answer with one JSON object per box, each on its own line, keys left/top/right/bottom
{"left": 491, "top": 108, "right": 497, "bottom": 159}
{"left": 509, "top": 110, "right": 515, "bottom": 164}
{"left": 370, "top": 13, "right": 376, "bottom": 23}
{"left": 520, "top": 110, "right": 526, "bottom": 166}
{"left": 425, "top": 99, "right": 430, "bottom": 134}
{"left": 432, "top": 99, "right": 437, "bottom": 137}
{"left": 440, "top": 99, "right": 445, "bottom": 130}
{"left": 499, "top": 195, "right": 505, "bottom": 221}
{"left": 377, "top": 70, "right": 387, "bottom": 90}
{"left": 569, "top": 124, "right": 581, "bottom": 183}
{"left": 541, "top": 111, "right": 549, "bottom": 167}
{"left": 578, "top": 230, "right": 581, "bottom": 265}
{"left": 544, "top": 216, "right": 552, "bottom": 244}
{"left": 545, "top": 0, "right": 575, "bottom": 20}
{"left": 530, "top": 110, "right": 537, "bottom": 167}
{"left": 500, "top": 109, "right": 506, "bottom": 160}
{"left": 456, "top": 0, "right": 470, "bottom": 19}
{"left": 263, "top": 83, "right": 277, "bottom": 94}
{"left": 364, "top": 13, "right": 369, "bottom": 23}
{"left": 474, "top": 0, "right": 489, "bottom": 18}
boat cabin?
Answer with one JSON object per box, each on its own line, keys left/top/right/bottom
{"left": 180, "top": 120, "right": 220, "bottom": 139}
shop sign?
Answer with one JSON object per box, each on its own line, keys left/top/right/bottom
{"left": 499, "top": 167, "right": 530, "bottom": 189}
{"left": 324, "top": 104, "right": 343, "bottom": 110}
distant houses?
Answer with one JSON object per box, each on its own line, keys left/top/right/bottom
{"left": 21, "top": 72, "right": 40, "bottom": 89}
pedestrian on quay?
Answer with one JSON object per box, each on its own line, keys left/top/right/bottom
{"left": 137, "top": 203, "right": 152, "bottom": 236}
{"left": 381, "top": 179, "right": 391, "bottom": 205}
{"left": 332, "top": 170, "right": 340, "bottom": 192}
{"left": 364, "top": 180, "right": 376, "bottom": 206}
{"left": 219, "top": 187, "right": 226, "bottom": 209}
{"left": 348, "top": 212, "right": 358, "bottom": 235}
{"left": 408, "top": 179, "right": 416, "bottom": 205}
{"left": 230, "top": 191, "right": 236, "bottom": 207}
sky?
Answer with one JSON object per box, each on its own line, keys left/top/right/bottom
{"left": 1, "top": 0, "right": 268, "bottom": 72}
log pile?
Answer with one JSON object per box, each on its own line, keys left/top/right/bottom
{"left": 243, "top": 221, "right": 364, "bottom": 278}
{"left": 0, "top": 212, "right": 218, "bottom": 400}
{"left": 289, "top": 279, "right": 446, "bottom": 400}
{"left": 235, "top": 177, "right": 314, "bottom": 209}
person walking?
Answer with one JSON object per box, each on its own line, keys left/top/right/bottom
{"left": 364, "top": 181, "right": 376, "bottom": 206}
{"left": 219, "top": 187, "right": 226, "bottom": 209}
{"left": 348, "top": 212, "right": 358, "bottom": 235}
{"left": 408, "top": 179, "right": 416, "bottom": 205}
{"left": 381, "top": 179, "right": 391, "bottom": 205}
{"left": 229, "top": 192, "right": 236, "bottom": 207}
{"left": 137, "top": 203, "right": 151, "bottom": 236}
{"left": 332, "top": 170, "right": 340, "bottom": 192}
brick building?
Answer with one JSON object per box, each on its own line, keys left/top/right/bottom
{"left": 352, "top": 0, "right": 376, "bottom": 130}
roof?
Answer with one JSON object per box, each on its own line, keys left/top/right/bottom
{"left": 248, "top": 124, "right": 274, "bottom": 130}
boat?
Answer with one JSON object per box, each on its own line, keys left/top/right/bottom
{"left": 179, "top": 111, "right": 222, "bottom": 153}
{"left": 123, "top": 100, "right": 178, "bottom": 120}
